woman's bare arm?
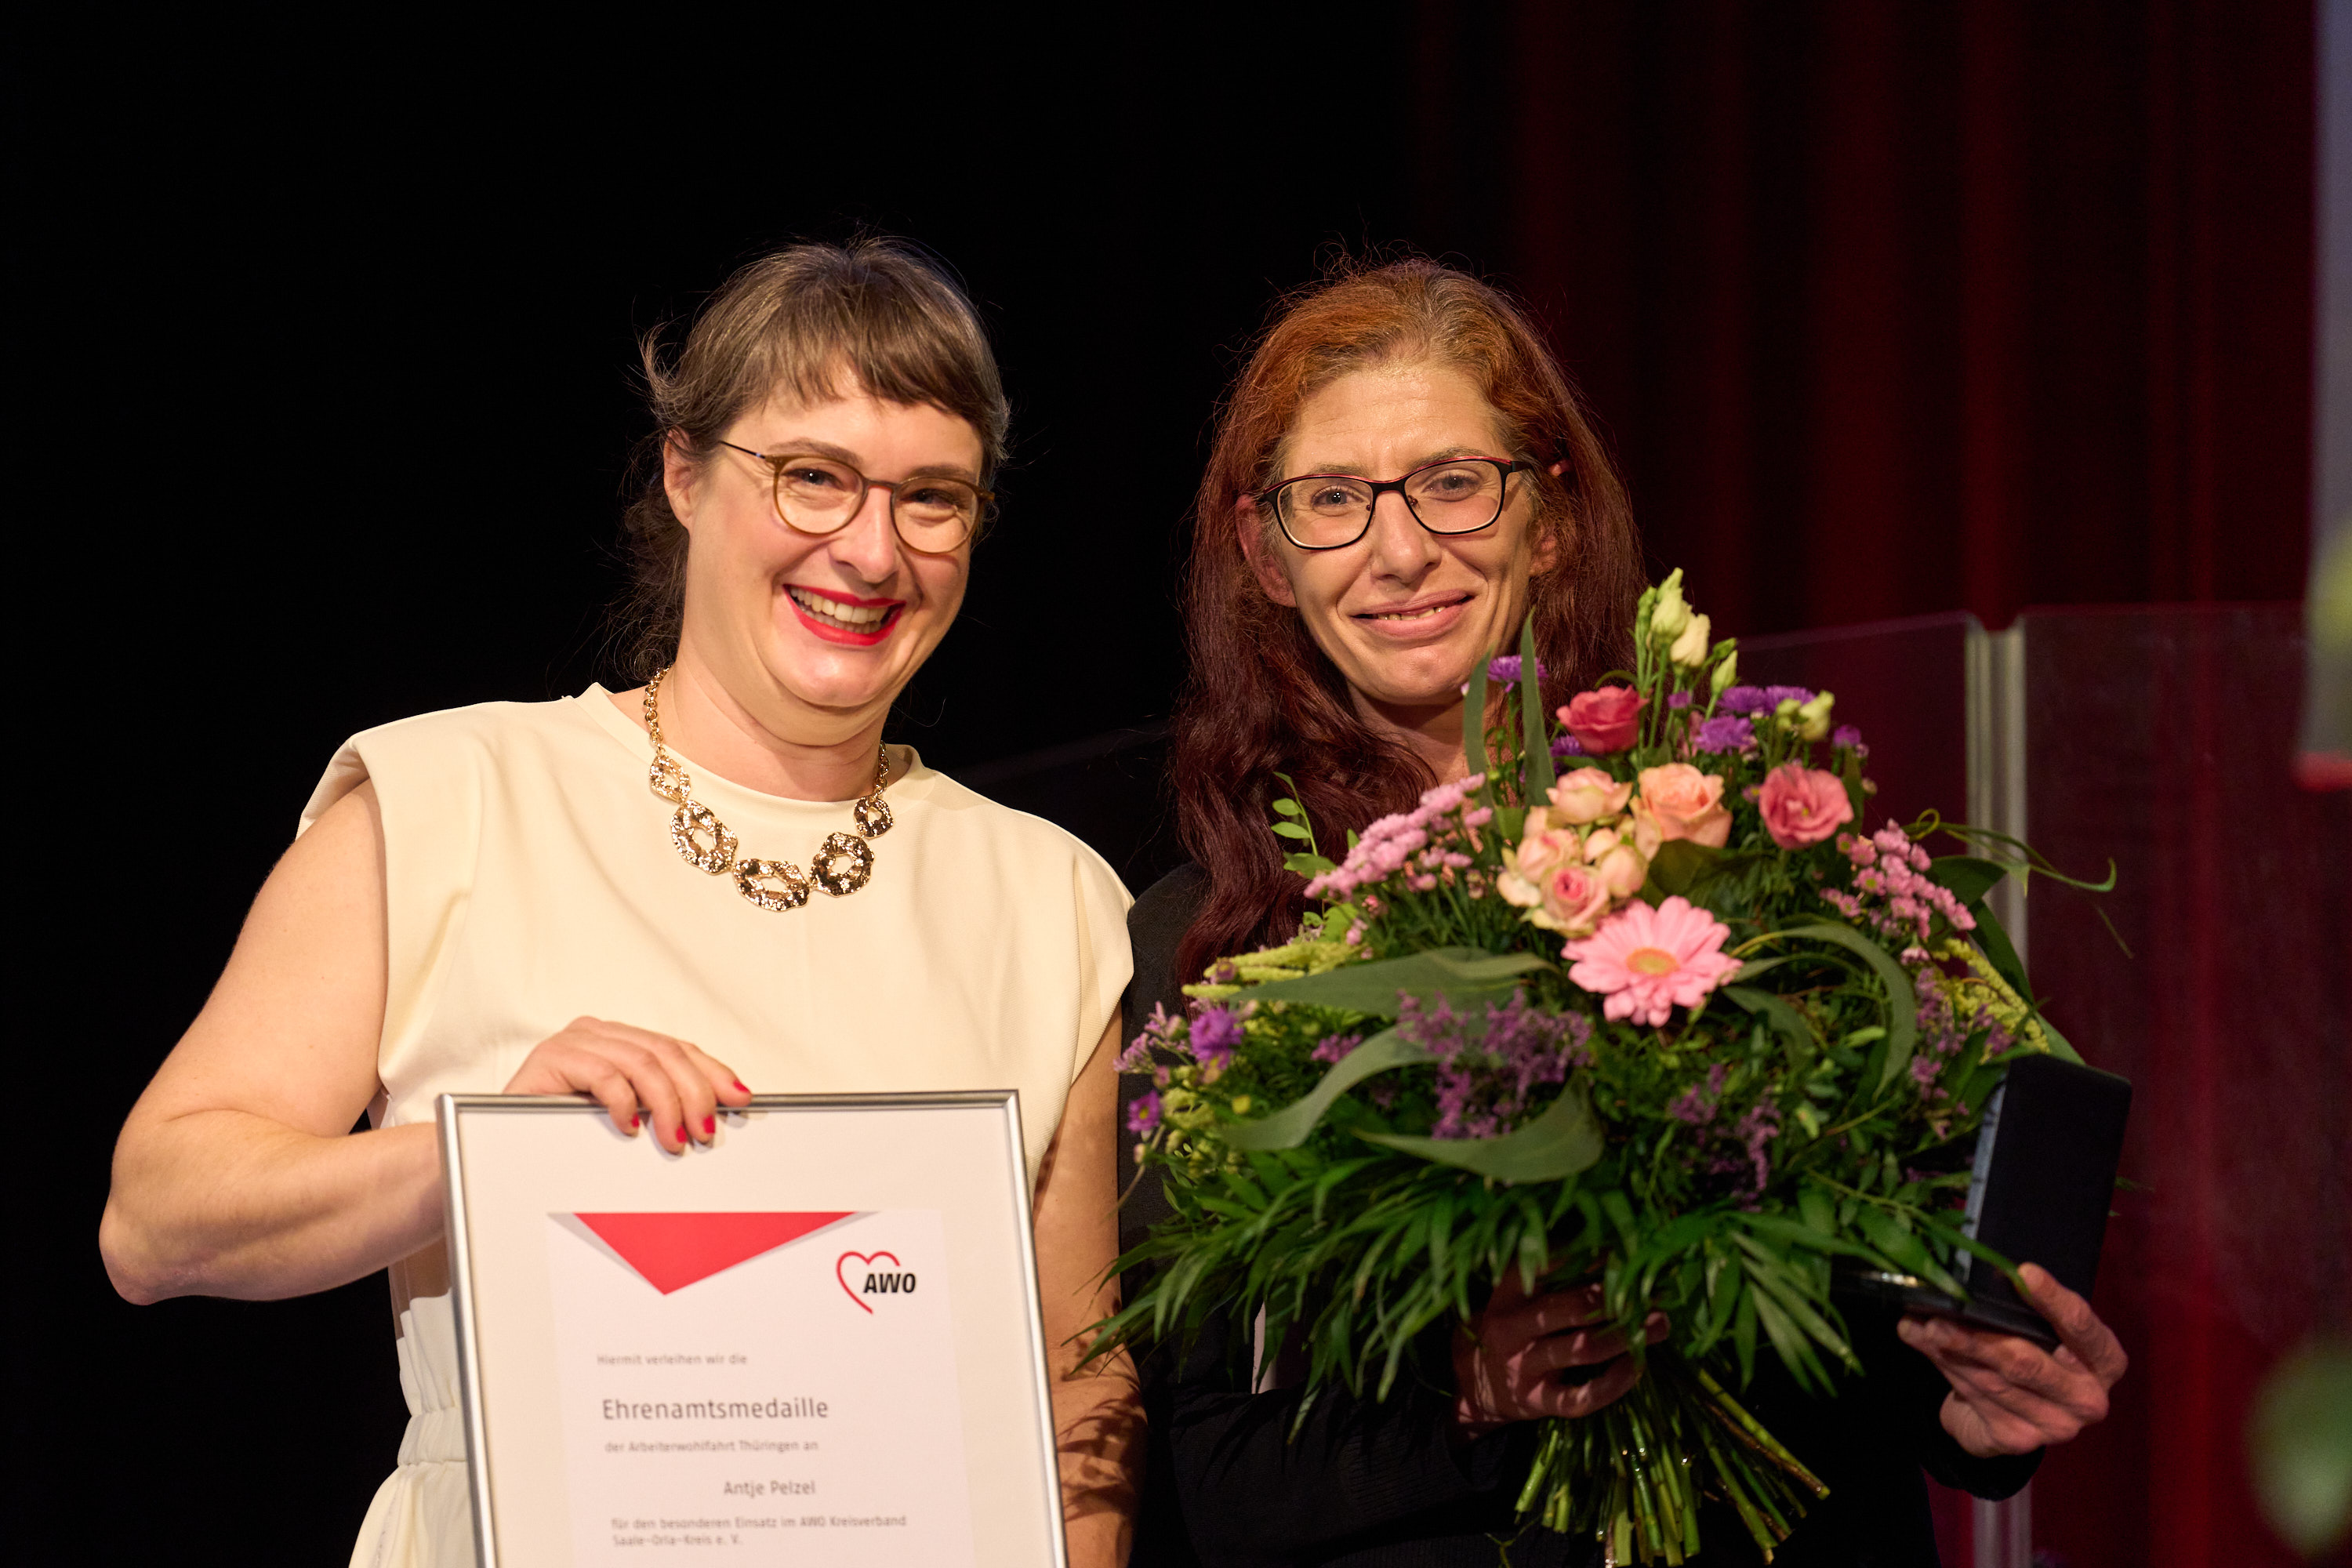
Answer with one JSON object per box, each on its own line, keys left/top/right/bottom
{"left": 100, "top": 782, "right": 750, "bottom": 1305}
{"left": 100, "top": 783, "right": 431, "bottom": 1302}
{"left": 1031, "top": 1020, "right": 1143, "bottom": 1568}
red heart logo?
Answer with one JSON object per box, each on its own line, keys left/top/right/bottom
{"left": 836, "top": 1250, "right": 902, "bottom": 1314}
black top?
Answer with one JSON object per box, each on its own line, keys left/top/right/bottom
{"left": 1118, "top": 866, "right": 2038, "bottom": 1568}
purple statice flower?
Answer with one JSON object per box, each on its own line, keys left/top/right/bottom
{"left": 1693, "top": 714, "right": 1755, "bottom": 754}
{"left": 1125, "top": 1091, "right": 1162, "bottom": 1136}
{"left": 1831, "top": 724, "right": 1865, "bottom": 751}
{"left": 1762, "top": 684, "right": 1816, "bottom": 710}
{"left": 1310, "top": 1033, "right": 1363, "bottom": 1065}
{"left": 1730, "top": 1104, "right": 1780, "bottom": 1194}
{"left": 1486, "top": 654, "right": 1548, "bottom": 684}
{"left": 1715, "top": 685, "right": 1771, "bottom": 715}
{"left": 1668, "top": 1064, "right": 1729, "bottom": 1126}
{"left": 1551, "top": 733, "right": 1586, "bottom": 758}
{"left": 1402, "top": 989, "right": 1591, "bottom": 1140}
{"left": 1394, "top": 991, "right": 1463, "bottom": 1057}
{"left": 1668, "top": 690, "right": 1693, "bottom": 710}
{"left": 1189, "top": 1004, "right": 1243, "bottom": 1073}
{"left": 1116, "top": 1002, "right": 1182, "bottom": 1073}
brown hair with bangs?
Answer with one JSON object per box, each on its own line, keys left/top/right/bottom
{"left": 614, "top": 238, "right": 1009, "bottom": 679}
{"left": 1171, "top": 257, "right": 1646, "bottom": 982}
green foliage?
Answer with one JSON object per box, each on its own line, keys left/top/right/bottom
{"left": 1517, "top": 615, "right": 1556, "bottom": 798}
{"left": 1243, "top": 947, "right": 1555, "bottom": 1017}
{"left": 1359, "top": 1077, "right": 1603, "bottom": 1181}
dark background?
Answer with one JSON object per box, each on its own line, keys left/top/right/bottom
{"left": 15, "top": 4, "right": 2325, "bottom": 1563}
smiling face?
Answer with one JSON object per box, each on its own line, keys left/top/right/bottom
{"left": 1242, "top": 360, "right": 1556, "bottom": 742}
{"left": 667, "top": 380, "right": 982, "bottom": 749}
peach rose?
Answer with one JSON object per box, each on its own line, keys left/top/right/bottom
{"left": 1631, "top": 764, "right": 1732, "bottom": 857}
{"left": 1559, "top": 687, "right": 1646, "bottom": 753}
{"left": 1496, "top": 810, "right": 1577, "bottom": 906}
{"left": 1757, "top": 762, "right": 1854, "bottom": 848}
{"left": 1581, "top": 826, "right": 1650, "bottom": 898}
{"left": 1548, "top": 767, "right": 1634, "bottom": 824}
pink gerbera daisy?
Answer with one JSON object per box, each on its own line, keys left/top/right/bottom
{"left": 1562, "top": 895, "right": 1743, "bottom": 1026}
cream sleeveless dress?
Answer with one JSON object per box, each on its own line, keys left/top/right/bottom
{"left": 300, "top": 687, "right": 1133, "bottom": 1568}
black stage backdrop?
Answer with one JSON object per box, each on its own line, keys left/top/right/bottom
{"left": 14, "top": 6, "right": 2321, "bottom": 1564}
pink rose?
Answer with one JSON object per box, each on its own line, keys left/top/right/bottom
{"left": 1559, "top": 687, "right": 1646, "bottom": 753}
{"left": 1537, "top": 859, "right": 1616, "bottom": 937}
{"left": 1548, "top": 767, "right": 1633, "bottom": 824}
{"left": 1631, "top": 764, "right": 1732, "bottom": 857}
{"left": 1757, "top": 762, "right": 1855, "bottom": 848}
{"left": 1496, "top": 810, "right": 1617, "bottom": 935}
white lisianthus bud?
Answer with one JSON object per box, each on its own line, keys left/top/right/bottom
{"left": 1711, "top": 648, "right": 1739, "bottom": 693}
{"left": 1668, "top": 612, "right": 1712, "bottom": 669}
{"left": 1797, "top": 690, "right": 1836, "bottom": 741}
{"left": 1650, "top": 568, "right": 1691, "bottom": 644}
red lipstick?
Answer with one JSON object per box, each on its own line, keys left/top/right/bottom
{"left": 783, "top": 584, "right": 905, "bottom": 648}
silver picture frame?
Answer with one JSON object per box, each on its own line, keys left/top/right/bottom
{"left": 437, "top": 1090, "right": 1066, "bottom": 1568}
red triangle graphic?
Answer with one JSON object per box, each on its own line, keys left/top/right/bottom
{"left": 572, "top": 1211, "right": 856, "bottom": 1294}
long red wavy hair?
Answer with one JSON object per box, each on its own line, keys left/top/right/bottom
{"left": 1171, "top": 259, "right": 1646, "bottom": 982}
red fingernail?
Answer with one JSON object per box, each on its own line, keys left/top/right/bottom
{"left": 702, "top": 1115, "right": 716, "bottom": 1136}
{"left": 675, "top": 1125, "right": 688, "bottom": 1144}
{"left": 732, "top": 1079, "right": 749, "bottom": 1094}
{"left": 630, "top": 1114, "right": 641, "bottom": 1131}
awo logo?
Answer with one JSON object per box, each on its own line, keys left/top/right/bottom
{"left": 836, "top": 1249, "right": 919, "bottom": 1312}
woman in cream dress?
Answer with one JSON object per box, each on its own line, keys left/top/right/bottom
{"left": 100, "top": 241, "right": 1142, "bottom": 1567}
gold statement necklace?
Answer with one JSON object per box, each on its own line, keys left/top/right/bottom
{"left": 641, "top": 666, "right": 893, "bottom": 912}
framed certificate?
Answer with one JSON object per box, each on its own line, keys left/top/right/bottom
{"left": 437, "top": 1091, "right": 1067, "bottom": 1568}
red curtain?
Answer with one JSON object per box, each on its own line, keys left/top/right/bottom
{"left": 1410, "top": 0, "right": 2315, "bottom": 634}
{"left": 1407, "top": 5, "right": 2338, "bottom": 1564}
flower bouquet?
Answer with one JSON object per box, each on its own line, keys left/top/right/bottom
{"left": 1102, "top": 571, "right": 2100, "bottom": 1565}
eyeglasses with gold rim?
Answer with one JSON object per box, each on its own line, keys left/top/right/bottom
{"left": 715, "top": 441, "right": 993, "bottom": 553}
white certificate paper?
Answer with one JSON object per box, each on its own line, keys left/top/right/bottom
{"left": 546, "top": 1209, "right": 973, "bottom": 1564}
{"left": 441, "top": 1093, "right": 1064, "bottom": 1568}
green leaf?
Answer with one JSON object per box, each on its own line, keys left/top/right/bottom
{"left": 1642, "top": 838, "right": 1723, "bottom": 901}
{"left": 1798, "top": 1184, "right": 1836, "bottom": 1237}
{"left": 1838, "top": 744, "right": 1867, "bottom": 826}
{"left": 1221, "top": 1029, "right": 1431, "bottom": 1151}
{"left": 1723, "top": 986, "right": 1818, "bottom": 1065}
{"left": 2035, "top": 1013, "right": 2085, "bottom": 1065}
{"left": 1854, "top": 1206, "right": 1932, "bottom": 1272}
{"left": 1271, "top": 798, "right": 1304, "bottom": 818}
{"left": 1928, "top": 855, "right": 2006, "bottom": 908}
{"left": 1356, "top": 1077, "right": 1603, "bottom": 1183}
{"left": 1748, "top": 1261, "right": 1857, "bottom": 1372}
{"left": 1243, "top": 946, "right": 1555, "bottom": 1018}
{"left": 1283, "top": 851, "right": 1338, "bottom": 877}
{"left": 1517, "top": 615, "right": 1555, "bottom": 800}
{"left": 1270, "top": 821, "right": 1315, "bottom": 840}
{"left": 1768, "top": 923, "right": 1918, "bottom": 1093}
{"left": 1750, "top": 1286, "right": 1827, "bottom": 1395}
{"left": 1966, "top": 898, "right": 2030, "bottom": 995}
{"left": 1463, "top": 652, "right": 1491, "bottom": 782}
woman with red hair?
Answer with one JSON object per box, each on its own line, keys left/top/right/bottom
{"left": 1120, "top": 260, "right": 2118, "bottom": 1565}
